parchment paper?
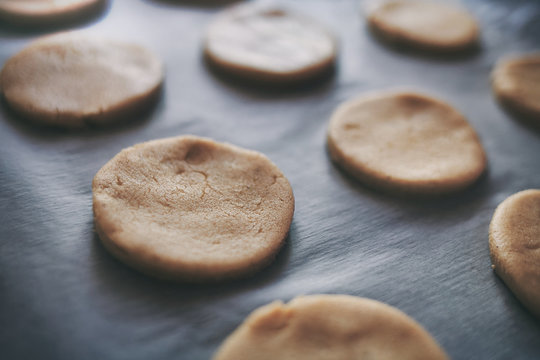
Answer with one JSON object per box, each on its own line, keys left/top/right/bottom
{"left": 1, "top": 0, "right": 540, "bottom": 359}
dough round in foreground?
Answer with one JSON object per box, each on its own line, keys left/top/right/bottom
{"left": 0, "top": 32, "right": 163, "bottom": 128}
{"left": 492, "top": 53, "right": 540, "bottom": 124}
{"left": 204, "top": 4, "right": 337, "bottom": 84}
{"left": 368, "top": 0, "right": 479, "bottom": 53}
{"left": 92, "top": 136, "right": 294, "bottom": 282}
{"left": 0, "top": 0, "right": 104, "bottom": 27}
{"left": 213, "top": 295, "right": 449, "bottom": 360}
{"left": 327, "top": 91, "right": 487, "bottom": 195}
{"left": 489, "top": 189, "right": 540, "bottom": 318}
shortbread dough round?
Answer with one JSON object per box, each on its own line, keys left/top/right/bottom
{"left": 92, "top": 136, "right": 294, "bottom": 282}
{"left": 204, "top": 4, "right": 337, "bottom": 83}
{"left": 214, "top": 295, "right": 448, "bottom": 360}
{"left": 0, "top": 0, "right": 104, "bottom": 26}
{"left": 492, "top": 54, "right": 540, "bottom": 123}
{"left": 368, "top": 0, "right": 479, "bottom": 52}
{"left": 489, "top": 189, "right": 540, "bottom": 318}
{"left": 327, "top": 91, "right": 487, "bottom": 195}
{"left": 0, "top": 32, "right": 163, "bottom": 128}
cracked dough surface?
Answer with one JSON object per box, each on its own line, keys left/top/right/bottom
{"left": 213, "top": 295, "right": 448, "bottom": 360}
{"left": 92, "top": 136, "right": 294, "bottom": 282}
{"left": 368, "top": 0, "right": 479, "bottom": 52}
{"left": 0, "top": 31, "right": 163, "bottom": 128}
{"left": 204, "top": 4, "right": 336, "bottom": 83}
{"left": 492, "top": 53, "right": 540, "bottom": 123}
{"left": 327, "top": 91, "right": 487, "bottom": 195}
{"left": 489, "top": 189, "right": 540, "bottom": 318}
{"left": 0, "top": 0, "right": 103, "bottom": 26}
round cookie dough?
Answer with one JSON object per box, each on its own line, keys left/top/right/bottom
{"left": 489, "top": 189, "right": 540, "bottom": 318}
{"left": 367, "top": 0, "right": 479, "bottom": 53}
{"left": 213, "top": 295, "right": 449, "bottom": 360}
{"left": 92, "top": 136, "right": 294, "bottom": 282}
{"left": 492, "top": 53, "right": 540, "bottom": 124}
{"left": 327, "top": 91, "right": 487, "bottom": 195}
{"left": 0, "top": 0, "right": 104, "bottom": 27}
{"left": 0, "top": 32, "right": 163, "bottom": 128}
{"left": 203, "top": 4, "right": 337, "bottom": 84}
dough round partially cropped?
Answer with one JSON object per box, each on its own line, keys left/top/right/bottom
{"left": 492, "top": 53, "right": 540, "bottom": 124}
{"left": 203, "top": 4, "right": 337, "bottom": 84}
{"left": 327, "top": 91, "right": 487, "bottom": 195}
{"left": 489, "top": 189, "right": 540, "bottom": 318}
{"left": 0, "top": 32, "right": 163, "bottom": 128}
{"left": 213, "top": 295, "right": 449, "bottom": 360}
{"left": 367, "top": 0, "right": 479, "bottom": 53}
{"left": 0, "top": 0, "right": 104, "bottom": 27}
{"left": 92, "top": 136, "right": 294, "bottom": 282}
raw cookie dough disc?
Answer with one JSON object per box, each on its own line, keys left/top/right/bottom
{"left": 367, "top": 0, "right": 479, "bottom": 53}
{"left": 327, "top": 91, "right": 487, "bottom": 195}
{"left": 92, "top": 136, "right": 294, "bottom": 282}
{"left": 203, "top": 4, "right": 337, "bottom": 84}
{"left": 0, "top": 0, "right": 104, "bottom": 27}
{"left": 492, "top": 54, "right": 540, "bottom": 124}
{"left": 489, "top": 189, "right": 540, "bottom": 318}
{"left": 0, "top": 32, "right": 163, "bottom": 128}
{"left": 213, "top": 295, "right": 449, "bottom": 360}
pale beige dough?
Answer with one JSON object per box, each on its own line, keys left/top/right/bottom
{"left": 489, "top": 189, "right": 540, "bottom": 318}
{"left": 492, "top": 53, "right": 540, "bottom": 123}
{"left": 204, "top": 4, "right": 337, "bottom": 83}
{"left": 213, "top": 295, "right": 449, "bottom": 360}
{"left": 327, "top": 91, "right": 487, "bottom": 195}
{"left": 0, "top": 0, "right": 104, "bottom": 26}
{"left": 92, "top": 136, "right": 294, "bottom": 282}
{"left": 0, "top": 31, "right": 163, "bottom": 128}
{"left": 368, "top": 0, "right": 479, "bottom": 52}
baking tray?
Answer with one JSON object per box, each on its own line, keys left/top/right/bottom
{"left": 1, "top": 0, "right": 540, "bottom": 359}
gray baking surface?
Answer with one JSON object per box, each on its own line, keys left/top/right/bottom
{"left": 1, "top": 0, "right": 540, "bottom": 359}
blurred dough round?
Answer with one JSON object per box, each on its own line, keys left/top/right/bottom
{"left": 492, "top": 54, "right": 540, "bottom": 123}
{"left": 489, "top": 189, "right": 540, "bottom": 318}
{"left": 327, "top": 91, "right": 487, "bottom": 195}
{"left": 204, "top": 4, "right": 337, "bottom": 83}
{"left": 368, "top": 0, "right": 479, "bottom": 52}
{"left": 0, "top": 32, "right": 163, "bottom": 128}
{"left": 92, "top": 136, "right": 294, "bottom": 282}
{"left": 0, "top": 0, "right": 104, "bottom": 26}
{"left": 213, "top": 295, "right": 448, "bottom": 360}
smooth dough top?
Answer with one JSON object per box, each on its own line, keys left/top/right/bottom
{"left": 0, "top": 32, "right": 163, "bottom": 127}
{"left": 204, "top": 4, "right": 336, "bottom": 79}
{"left": 0, "top": 0, "right": 103, "bottom": 25}
{"left": 92, "top": 136, "right": 294, "bottom": 282}
{"left": 489, "top": 189, "right": 540, "bottom": 318}
{"left": 327, "top": 91, "right": 487, "bottom": 195}
{"left": 213, "top": 295, "right": 449, "bottom": 360}
{"left": 492, "top": 53, "right": 540, "bottom": 120}
{"left": 368, "top": 0, "right": 479, "bottom": 52}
